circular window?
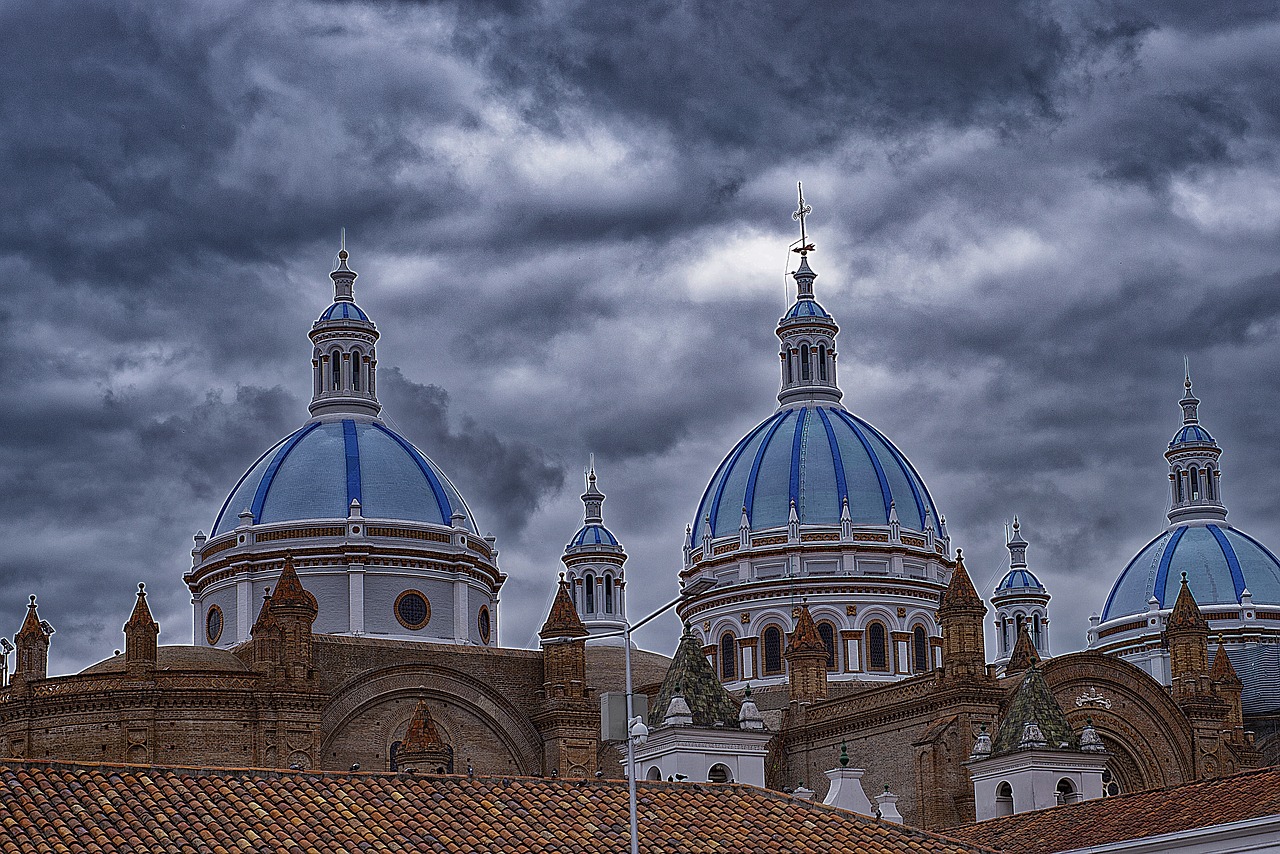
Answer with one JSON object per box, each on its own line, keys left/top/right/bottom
{"left": 395, "top": 590, "right": 431, "bottom": 630}
{"left": 206, "top": 604, "right": 224, "bottom": 645}
{"left": 477, "top": 605, "right": 492, "bottom": 644}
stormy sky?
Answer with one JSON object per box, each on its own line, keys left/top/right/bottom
{"left": 4, "top": 0, "right": 1280, "bottom": 675}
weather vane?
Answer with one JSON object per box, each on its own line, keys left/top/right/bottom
{"left": 792, "top": 182, "right": 815, "bottom": 255}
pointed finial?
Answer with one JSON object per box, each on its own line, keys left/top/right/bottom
{"left": 791, "top": 182, "right": 815, "bottom": 255}
{"left": 1184, "top": 355, "right": 1191, "bottom": 390}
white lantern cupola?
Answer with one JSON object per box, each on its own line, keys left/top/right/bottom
{"left": 562, "top": 457, "right": 628, "bottom": 643}
{"left": 992, "top": 518, "right": 1051, "bottom": 667}
{"left": 777, "top": 183, "right": 841, "bottom": 409}
{"left": 1165, "top": 363, "right": 1226, "bottom": 524}
{"left": 309, "top": 240, "right": 381, "bottom": 418}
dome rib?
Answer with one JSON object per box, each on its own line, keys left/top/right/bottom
{"left": 371, "top": 423, "right": 455, "bottom": 526}
{"left": 828, "top": 408, "right": 893, "bottom": 523}
{"left": 211, "top": 437, "right": 286, "bottom": 535}
{"left": 743, "top": 410, "right": 793, "bottom": 526}
{"left": 1153, "top": 525, "right": 1189, "bottom": 608}
{"left": 1207, "top": 525, "right": 1248, "bottom": 603}
{"left": 251, "top": 422, "right": 323, "bottom": 523}
{"left": 344, "top": 419, "right": 363, "bottom": 508}
{"left": 703, "top": 412, "right": 783, "bottom": 541}
{"left": 788, "top": 407, "right": 807, "bottom": 513}
{"left": 816, "top": 407, "right": 848, "bottom": 515}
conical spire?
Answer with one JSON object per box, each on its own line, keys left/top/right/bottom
{"left": 789, "top": 603, "right": 826, "bottom": 653}
{"left": 124, "top": 583, "right": 158, "bottom": 632}
{"left": 992, "top": 664, "right": 1077, "bottom": 755}
{"left": 271, "top": 554, "right": 316, "bottom": 614}
{"left": 123, "top": 583, "right": 159, "bottom": 671}
{"left": 252, "top": 588, "right": 277, "bottom": 634}
{"left": 1006, "top": 517, "right": 1028, "bottom": 569}
{"left": 649, "top": 627, "right": 741, "bottom": 727}
{"left": 1211, "top": 642, "right": 1241, "bottom": 687}
{"left": 1006, "top": 625, "right": 1041, "bottom": 672}
{"left": 539, "top": 575, "right": 588, "bottom": 640}
{"left": 16, "top": 595, "right": 44, "bottom": 641}
{"left": 939, "top": 551, "right": 983, "bottom": 613}
{"left": 1180, "top": 359, "right": 1200, "bottom": 425}
{"left": 402, "top": 699, "right": 448, "bottom": 753}
{"left": 1167, "top": 572, "right": 1208, "bottom": 632}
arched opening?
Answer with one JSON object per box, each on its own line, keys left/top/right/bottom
{"left": 1056, "top": 777, "right": 1078, "bottom": 805}
{"left": 1015, "top": 613, "right": 1026, "bottom": 640}
{"left": 817, "top": 621, "right": 838, "bottom": 671}
{"left": 867, "top": 622, "right": 888, "bottom": 672}
{"left": 1190, "top": 466, "right": 1200, "bottom": 500}
{"left": 1002, "top": 618, "right": 1011, "bottom": 654}
{"left": 762, "top": 626, "right": 784, "bottom": 675}
{"left": 784, "top": 351, "right": 792, "bottom": 384}
{"left": 351, "top": 350, "right": 362, "bottom": 391}
{"left": 800, "top": 344, "right": 811, "bottom": 381}
{"left": 585, "top": 573, "right": 595, "bottom": 613}
{"left": 913, "top": 625, "right": 929, "bottom": 673}
{"left": 1032, "top": 613, "right": 1042, "bottom": 648}
{"left": 330, "top": 349, "right": 343, "bottom": 391}
{"left": 719, "top": 632, "right": 737, "bottom": 681}
{"left": 708, "top": 763, "right": 732, "bottom": 783}
{"left": 1206, "top": 468, "right": 1215, "bottom": 499}
{"left": 995, "top": 781, "right": 1014, "bottom": 816}
{"left": 646, "top": 766, "right": 662, "bottom": 781}
{"left": 818, "top": 344, "right": 828, "bottom": 381}
{"left": 604, "top": 575, "right": 614, "bottom": 614}
{"left": 1176, "top": 469, "right": 1185, "bottom": 502}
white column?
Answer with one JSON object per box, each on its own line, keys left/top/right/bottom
{"left": 454, "top": 578, "right": 468, "bottom": 643}
{"left": 236, "top": 578, "right": 252, "bottom": 644}
{"left": 349, "top": 565, "right": 365, "bottom": 635}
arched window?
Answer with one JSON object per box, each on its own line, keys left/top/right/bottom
{"left": 913, "top": 625, "right": 929, "bottom": 672}
{"left": 1190, "top": 466, "right": 1200, "bottom": 500}
{"left": 762, "top": 626, "right": 784, "bottom": 675}
{"left": 707, "top": 763, "right": 732, "bottom": 783}
{"left": 818, "top": 344, "right": 828, "bottom": 381}
{"left": 646, "top": 766, "right": 662, "bottom": 781}
{"left": 585, "top": 573, "right": 595, "bottom": 613}
{"left": 1056, "top": 778, "right": 1077, "bottom": 805}
{"left": 1002, "top": 618, "right": 1011, "bottom": 653}
{"left": 995, "top": 782, "right": 1014, "bottom": 816}
{"left": 800, "top": 344, "right": 811, "bottom": 381}
{"left": 604, "top": 575, "right": 614, "bottom": 614}
{"left": 1176, "top": 469, "right": 1185, "bottom": 502}
{"left": 1015, "top": 613, "right": 1026, "bottom": 640}
{"left": 330, "top": 349, "right": 343, "bottom": 390}
{"left": 351, "top": 350, "right": 362, "bottom": 391}
{"left": 867, "top": 622, "right": 888, "bottom": 672}
{"left": 720, "top": 632, "right": 737, "bottom": 681}
{"left": 817, "top": 621, "right": 837, "bottom": 670}
{"left": 784, "top": 352, "right": 792, "bottom": 384}
{"left": 1206, "top": 469, "right": 1215, "bottom": 499}
{"left": 1032, "top": 613, "right": 1042, "bottom": 648}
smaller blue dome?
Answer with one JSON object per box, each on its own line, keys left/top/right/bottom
{"left": 568, "top": 524, "right": 619, "bottom": 548}
{"left": 996, "top": 568, "right": 1044, "bottom": 592}
{"left": 317, "top": 301, "right": 370, "bottom": 322}
{"left": 1169, "top": 424, "right": 1215, "bottom": 447}
{"left": 782, "top": 299, "right": 830, "bottom": 320}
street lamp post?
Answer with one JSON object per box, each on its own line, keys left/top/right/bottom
{"left": 588, "top": 576, "right": 716, "bottom": 854}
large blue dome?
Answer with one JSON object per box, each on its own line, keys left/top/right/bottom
{"left": 690, "top": 404, "right": 941, "bottom": 543}
{"left": 211, "top": 418, "right": 476, "bottom": 537}
{"left": 1102, "top": 522, "right": 1280, "bottom": 620}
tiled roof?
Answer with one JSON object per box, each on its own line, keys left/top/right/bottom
{"left": 402, "top": 699, "right": 447, "bottom": 752}
{"left": 0, "top": 760, "right": 994, "bottom": 854}
{"left": 649, "top": 629, "right": 741, "bottom": 728}
{"left": 949, "top": 766, "right": 1280, "bottom": 852}
{"left": 539, "top": 577, "right": 588, "bottom": 639}
{"left": 992, "top": 665, "right": 1077, "bottom": 755}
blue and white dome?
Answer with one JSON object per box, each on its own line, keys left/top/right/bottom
{"left": 1170, "top": 424, "right": 1215, "bottom": 448}
{"left": 317, "top": 300, "right": 370, "bottom": 322}
{"left": 1102, "top": 522, "right": 1280, "bottom": 621}
{"left": 212, "top": 418, "right": 476, "bottom": 537}
{"left": 996, "top": 568, "right": 1044, "bottom": 592}
{"left": 783, "top": 298, "right": 830, "bottom": 320}
{"left": 690, "top": 404, "right": 941, "bottom": 543}
{"left": 569, "top": 523, "right": 619, "bottom": 548}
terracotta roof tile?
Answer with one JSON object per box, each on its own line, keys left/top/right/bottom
{"left": 949, "top": 766, "right": 1280, "bottom": 852}
{"left": 539, "top": 576, "right": 588, "bottom": 639}
{"left": 0, "top": 760, "right": 994, "bottom": 853}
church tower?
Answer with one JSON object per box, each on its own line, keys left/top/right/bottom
{"left": 991, "top": 519, "right": 1051, "bottom": 668}
{"left": 561, "top": 459, "right": 628, "bottom": 643}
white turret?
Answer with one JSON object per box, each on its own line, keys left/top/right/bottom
{"left": 561, "top": 458, "right": 628, "bottom": 644}
{"left": 1166, "top": 363, "right": 1227, "bottom": 523}
{"left": 991, "top": 518, "right": 1051, "bottom": 666}
{"left": 308, "top": 242, "right": 381, "bottom": 418}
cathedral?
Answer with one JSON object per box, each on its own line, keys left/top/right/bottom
{"left": 0, "top": 196, "right": 1275, "bottom": 831}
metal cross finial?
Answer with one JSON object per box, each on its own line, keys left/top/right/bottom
{"left": 341, "top": 226, "right": 346, "bottom": 253}
{"left": 792, "top": 182, "right": 815, "bottom": 255}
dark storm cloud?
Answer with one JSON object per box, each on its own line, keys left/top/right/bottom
{"left": 378, "top": 368, "right": 564, "bottom": 534}
{"left": 2, "top": 0, "right": 1280, "bottom": 669}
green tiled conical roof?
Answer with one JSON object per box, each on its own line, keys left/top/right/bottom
{"left": 993, "top": 664, "right": 1078, "bottom": 755}
{"left": 649, "top": 629, "right": 741, "bottom": 728}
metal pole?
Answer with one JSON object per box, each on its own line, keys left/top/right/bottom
{"left": 624, "top": 621, "right": 639, "bottom": 854}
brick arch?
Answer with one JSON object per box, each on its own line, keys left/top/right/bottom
{"left": 320, "top": 664, "right": 543, "bottom": 775}
{"left": 1039, "top": 651, "right": 1196, "bottom": 789}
